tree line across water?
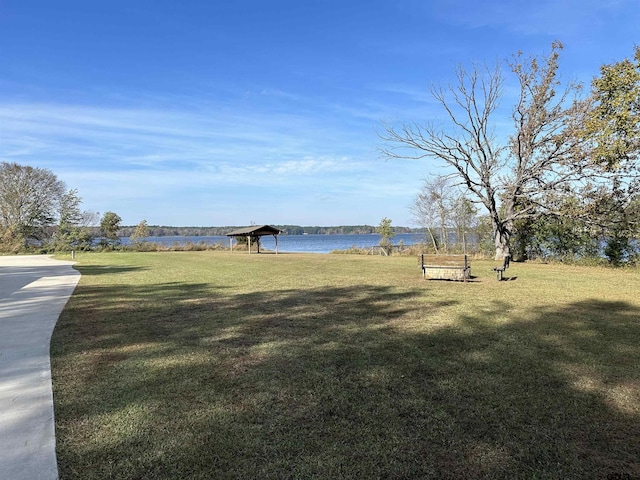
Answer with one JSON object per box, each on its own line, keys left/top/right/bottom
{"left": 116, "top": 225, "right": 415, "bottom": 237}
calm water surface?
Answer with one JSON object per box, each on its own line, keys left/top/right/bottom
{"left": 125, "top": 233, "right": 427, "bottom": 254}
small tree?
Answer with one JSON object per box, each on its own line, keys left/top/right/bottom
{"left": 129, "top": 219, "right": 150, "bottom": 248}
{"left": 377, "top": 217, "right": 395, "bottom": 255}
{"left": 412, "top": 174, "right": 478, "bottom": 253}
{"left": 428, "top": 176, "right": 452, "bottom": 252}
{"left": 411, "top": 192, "right": 440, "bottom": 253}
{"left": 49, "top": 189, "right": 95, "bottom": 252}
{"left": 451, "top": 195, "right": 477, "bottom": 253}
{"left": 100, "top": 211, "right": 122, "bottom": 247}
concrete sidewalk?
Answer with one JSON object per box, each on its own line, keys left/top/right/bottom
{"left": 0, "top": 255, "right": 81, "bottom": 480}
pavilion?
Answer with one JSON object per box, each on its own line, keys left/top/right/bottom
{"left": 226, "top": 225, "right": 282, "bottom": 254}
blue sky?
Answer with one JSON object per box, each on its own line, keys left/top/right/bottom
{"left": 1, "top": 1, "right": 638, "bottom": 227}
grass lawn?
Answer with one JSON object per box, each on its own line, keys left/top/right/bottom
{"left": 51, "top": 252, "right": 640, "bottom": 479}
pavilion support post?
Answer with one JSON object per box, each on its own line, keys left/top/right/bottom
{"left": 248, "top": 235, "right": 252, "bottom": 254}
{"left": 230, "top": 237, "right": 233, "bottom": 253}
{"left": 274, "top": 234, "right": 278, "bottom": 254}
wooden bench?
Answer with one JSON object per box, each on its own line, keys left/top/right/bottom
{"left": 419, "top": 254, "right": 470, "bottom": 281}
{"left": 493, "top": 255, "right": 510, "bottom": 280}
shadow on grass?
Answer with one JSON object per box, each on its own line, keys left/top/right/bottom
{"left": 52, "top": 281, "right": 640, "bottom": 479}
{"left": 75, "top": 265, "right": 147, "bottom": 276}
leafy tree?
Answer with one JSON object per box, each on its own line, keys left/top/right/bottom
{"left": 580, "top": 46, "right": 640, "bottom": 263}
{"left": 48, "top": 189, "right": 95, "bottom": 251}
{"left": 585, "top": 182, "right": 638, "bottom": 264}
{"left": 474, "top": 215, "right": 496, "bottom": 257}
{"left": 0, "top": 162, "right": 66, "bottom": 250}
{"left": 381, "top": 42, "right": 591, "bottom": 259}
{"left": 0, "top": 226, "right": 23, "bottom": 253}
{"left": 584, "top": 46, "right": 640, "bottom": 170}
{"left": 100, "top": 211, "right": 122, "bottom": 246}
{"left": 451, "top": 195, "right": 478, "bottom": 253}
{"left": 377, "top": 217, "right": 395, "bottom": 254}
{"left": 513, "top": 196, "right": 598, "bottom": 262}
{"left": 58, "top": 189, "right": 84, "bottom": 227}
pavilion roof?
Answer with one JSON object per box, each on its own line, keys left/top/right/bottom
{"left": 226, "top": 225, "right": 282, "bottom": 237}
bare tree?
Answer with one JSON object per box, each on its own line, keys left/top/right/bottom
{"left": 411, "top": 188, "right": 440, "bottom": 253}
{"left": 381, "top": 42, "right": 591, "bottom": 259}
{"left": 412, "top": 174, "right": 478, "bottom": 253}
{"left": 412, "top": 174, "right": 454, "bottom": 253}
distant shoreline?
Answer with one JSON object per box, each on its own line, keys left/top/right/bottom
{"left": 116, "top": 225, "right": 423, "bottom": 237}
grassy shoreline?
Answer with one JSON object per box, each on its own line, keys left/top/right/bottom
{"left": 51, "top": 252, "right": 640, "bottom": 479}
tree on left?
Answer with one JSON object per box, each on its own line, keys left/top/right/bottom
{"left": 0, "top": 162, "right": 97, "bottom": 252}
{"left": 1, "top": 162, "right": 63, "bottom": 251}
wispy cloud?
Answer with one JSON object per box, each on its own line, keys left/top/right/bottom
{"left": 0, "top": 100, "right": 371, "bottom": 171}
{"left": 0, "top": 95, "right": 401, "bottom": 224}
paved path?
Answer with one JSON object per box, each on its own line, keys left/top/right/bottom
{"left": 0, "top": 255, "right": 80, "bottom": 480}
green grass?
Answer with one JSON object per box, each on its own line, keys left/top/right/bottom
{"left": 51, "top": 252, "right": 640, "bottom": 479}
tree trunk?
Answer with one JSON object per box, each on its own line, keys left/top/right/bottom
{"left": 427, "top": 227, "right": 439, "bottom": 254}
{"left": 461, "top": 228, "right": 467, "bottom": 254}
{"left": 493, "top": 218, "right": 512, "bottom": 260}
{"left": 439, "top": 212, "right": 447, "bottom": 252}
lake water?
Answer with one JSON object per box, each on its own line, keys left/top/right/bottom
{"left": 124, "top": 233, "right": 428, "bottom": 254}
